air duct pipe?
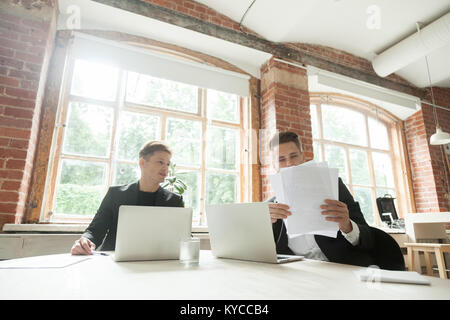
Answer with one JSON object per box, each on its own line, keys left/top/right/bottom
{"left": 372, "top": 12, "right": 450, "bottom": 77}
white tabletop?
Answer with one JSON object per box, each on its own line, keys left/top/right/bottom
{"left": 0, "top": 250, "right": 449, "bottom": 300}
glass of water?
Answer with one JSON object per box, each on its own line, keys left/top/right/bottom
{"left": 179, "top": 238, "right": 200, "bottom": 267}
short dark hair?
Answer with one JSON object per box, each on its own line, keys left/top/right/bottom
{"left": 139, "top": 141, "right": 172, "bottom": 159}
{"left": 269, "top": 131, "right": 303, "bottom": 152}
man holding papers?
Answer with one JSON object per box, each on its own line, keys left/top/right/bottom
{"left": 268, "top": 131, "right": 375, "bottom": 267}
{"left": 71, "top": 141, "right": 184, "bottom": 255}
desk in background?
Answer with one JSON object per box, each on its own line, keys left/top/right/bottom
{"left": 0, "top": 251, "right": 449, "bottom": 300}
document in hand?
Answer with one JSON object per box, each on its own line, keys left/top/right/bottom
{"left": 269, "top": 160, "right": 339, "bottom": 238}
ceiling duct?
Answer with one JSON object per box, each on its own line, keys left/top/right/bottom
{"left": 372, "top": 12, "right": 450, "bottom": 78}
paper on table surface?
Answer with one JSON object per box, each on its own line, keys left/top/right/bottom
{"left": 0, "top": 253, "right": 92, "bottom": 269}
{"left": 269, "top": 161, "right": 339, "bottom": 237}
{"left": 354, "top": 268, "right": 431, "bottom": 285}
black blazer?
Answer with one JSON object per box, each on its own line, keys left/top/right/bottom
{"left": 82, "top": 181, "right": 184, "bottom": 251}
{"left": 271, "top": 178, "right": 376, "bottom": 267}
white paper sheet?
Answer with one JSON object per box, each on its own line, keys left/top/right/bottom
{"left": 269, "top": 161, "right": 339, "bottom": 237}
{"left": 354, "top": 268, "right": 431, "bottom": 285}
{"left": 0, "top": 254, "right": 91, "bottom": 269}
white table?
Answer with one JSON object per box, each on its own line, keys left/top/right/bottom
{"left": 0, "top": 250, "right": 449, "bottom": 300}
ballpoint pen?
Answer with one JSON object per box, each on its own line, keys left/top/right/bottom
{"left": 91, "top": 251, "right": 109, "bottom": 256}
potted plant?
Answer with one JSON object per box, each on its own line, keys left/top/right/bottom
{"left": 161, "top": 163, "right": 188, "bottom": 195}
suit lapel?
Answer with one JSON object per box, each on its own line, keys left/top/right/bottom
{"left": 154, "top": 187, "right": 166, "bottom": 206}
{"left": 121, "top": 181, "right": 140, "bottom": 206}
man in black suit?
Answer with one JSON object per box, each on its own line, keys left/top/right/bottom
{"left": 268, "top": 131, "right": 376, "bottom": 267}
{"left": 71, "top": 141, "right": 184, "bottom": 255}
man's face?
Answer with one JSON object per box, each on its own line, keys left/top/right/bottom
{"left": 273, "top": 141, "right": 304, "bottom": 171}
{"left": 139, "top": 151, "right": 171, "bottom": 184}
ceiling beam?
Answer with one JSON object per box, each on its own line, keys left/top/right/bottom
{"left": 91, "top": 0, "right": 426, "bottom": 99}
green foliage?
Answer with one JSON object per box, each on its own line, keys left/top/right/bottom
{"left": 353, "top": 187, "right": 374, "bottom": 225}
{"left": 64, "top": 102, "right": 113, "bottom": 157}
{"left": 207, "top": 90, "right": 238, "bottom": 123}
{"left": 322, "top": 104, "right": 366, "bottom": 146}
{"left": 55, "top": 184, "right": 103, "bottom": 215}
{"left": 206, "top": 172, "right": 236, "bottom": 205}
{"left": 166, "top": 118, "right": 202, "bottom": 167}
{"left": 126, "top": 72, "right": 197, "bottom": 113}
{"left": 161, "top": 163, "right": 188, "bottom": 196}
{"left": 114, "top": 162, "right": 139, "bottom": 185}
{"left": 117, "top": 112, "right": 159, "bottom": 161}
{"left": 207, "top": 126, "right": 237, "bottom": 170}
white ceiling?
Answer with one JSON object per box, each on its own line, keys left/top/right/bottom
{"left": 56, "top": 0, "right": 449, "bottom": 119}
{"left": 57, "top": 0, "right": 271, "bottom": 79}
{"left": 196, "top": 0, "right": 450, "bottom": 88}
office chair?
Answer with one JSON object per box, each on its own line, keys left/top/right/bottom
{"left": 369, "top": 227, "right": 406, "bottom": 271}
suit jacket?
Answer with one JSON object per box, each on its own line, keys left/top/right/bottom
{"left": 271, "top": 178, "right": 376, "bottom": 267}
{"left": 82, "top": 181, "right": 184, "bottom": 251}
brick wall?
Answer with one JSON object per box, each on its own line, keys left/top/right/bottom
{"left": 405, "top": 88, "right": 450, "bottom": 213}
{"left": 0, "top": 1, "right": 57, "bottom": 229}
{"left": 260, "top": 57, "right": 312, "bottom": 200}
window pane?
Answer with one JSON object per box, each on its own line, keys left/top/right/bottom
{"left": 206, "top": 172, "right": 237, "bottom": 205}
{"left": 376, "top": 188, "right": 396, "bottom": 199}
{"left": 349, "top": 149, "right": 371, "bottom": 186}
{"left": 126, "top": 72, "right": 198, "bottom": 113}
{"left": 324, "top": 144, "right": 348, "bottom": 184}
{"left": 372, "top": 152, "right": 395, "bottom": 188}
{"left": 310, "top": 104, "right": 319, "bottom": 139}
{"left": 207, "top": 126, "right": 238, "bottom": 170}
{"left": 322, "top": 104, "right": 367, "bottom": 146}
{"left": 114, "top": 162, "right": 139, "bottom": 185}
{"left": 352, "top": 187, "right": 374, "bottom": 225}
{"left": 368, "top": 117, "right": 389, "bottom": 150}
{"left": 63, "top": 102, "right": 113, "bottom": 157}
{"left": 313, "top": 141, "right": 321, "bottom": 162}
{"left": 207, "top": 89, "right": 239, "bottom": 123}
{"left": 117, "top": 112, "right": 160, "bottom": 161}
{"left": 166, "top": 118, "right": 202, "bottom": 167}
{"left": 54, "top": 159, "right": 106, "bottom": 215}
{"left": 70, "top": 59, "right": 118, "bottom": 101}
{"left": 176, "top": 171, "right": 200, "bottom": 224}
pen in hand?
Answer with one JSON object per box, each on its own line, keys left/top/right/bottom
{"left": 91, "top": 251, "right": 109, "bottom": 256}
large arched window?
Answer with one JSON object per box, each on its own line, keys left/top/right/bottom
{"left": 310, "top": 93, "right": 413, "bottom": 226}
{"left": 41, "top": 39, "right": 251, "bottom": 227}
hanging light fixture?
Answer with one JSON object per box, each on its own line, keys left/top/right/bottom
{"left": 416, "top": 22, "right": 450, "bottom": 145}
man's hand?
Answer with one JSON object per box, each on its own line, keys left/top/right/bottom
{"left": 268, "top": 203, "right": 292, "bottom": 223}
{"left": 71, "top": 237, "right": 96, "bottom": 255}
{"left": 320, "top": 199, "right": 352, "bottom": 233}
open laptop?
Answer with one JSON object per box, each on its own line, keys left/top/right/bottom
{"left": 113, "top": 206, "right": 192, "bottom": 262}
{"left": 206, "top": 202, "right": 304, "bottom": 264}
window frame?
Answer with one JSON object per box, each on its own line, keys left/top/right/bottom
{"left": 310, "top": 93, "right": 414, "bottom": 226}
{"left": 42, "top": 56, "right": 248, "bottom": 226}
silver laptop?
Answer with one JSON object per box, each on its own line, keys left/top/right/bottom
{"left": 206, "top": 202, "right": 304, "bottom": 264}
{"left": 113, "top": 205, "right": 192, "bottom": 262}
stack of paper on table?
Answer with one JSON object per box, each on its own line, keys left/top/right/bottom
{"left": 354, "top": 268, "right": 431, "bottom": 285}
{"left": 269, "top": 160, "right": 339, "bottom": 238}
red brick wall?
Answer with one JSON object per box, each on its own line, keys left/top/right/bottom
{"left": 260, "top": 57, "right": 312, "bottom": 200}
{"left": 405, "top": 88, "right": 450, "bottom": 213}
{"left": 143, "top": 0, "right": 259, "bottom": 36}
{"left": 0, "top": 2, "right": 57, "bottom": 229}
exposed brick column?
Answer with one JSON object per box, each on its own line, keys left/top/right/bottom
{"left": 259, "top": 57, "right": 312, "bottom": 200}
{"left": 0, "top": 0, "right": 57, "bottom": 230}
{"left": 405, "top": 87, "right": 450, "bottom": 213}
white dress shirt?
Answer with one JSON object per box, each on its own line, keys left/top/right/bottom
{"left": 288, "top": 220, "right": 360, "bottom": 261}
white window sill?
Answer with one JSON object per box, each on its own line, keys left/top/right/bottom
{"left": 2, "top": 223, "right": 209, "bottom": 234}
